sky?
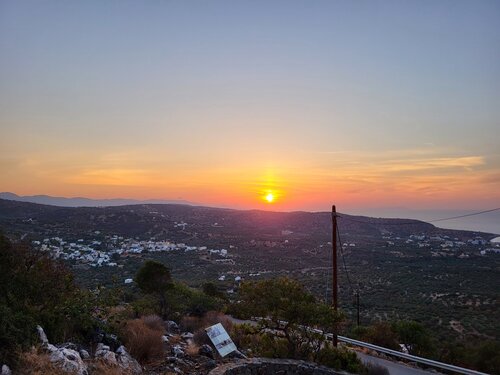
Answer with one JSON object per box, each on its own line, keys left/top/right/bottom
{"left": 1, "top": 0, "right": 499, "bottom": 214}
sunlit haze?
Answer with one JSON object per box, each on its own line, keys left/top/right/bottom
{"left": 1, "top": 1, "right": 499, "bottom": 213}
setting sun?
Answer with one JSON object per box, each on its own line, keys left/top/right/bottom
{"left": 265, "top": 192, "right": 275, "bottom": 203}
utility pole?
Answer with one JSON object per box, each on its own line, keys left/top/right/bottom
{"left": 332, "top": 205, "right": 338, "bottom": 347}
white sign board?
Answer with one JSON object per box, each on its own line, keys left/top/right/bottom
{"left": 205, "top": 323, "right": 237, "bottom": 357}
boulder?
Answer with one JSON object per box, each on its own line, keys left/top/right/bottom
{"left": 166, "top": 320, "right": 180, "bottom": 333}
{"left": 36, "top": 326, "right": 88, "bottom": 375}
{"left": 36, "top": 325, "right": 48, "bottom": 345}
{"left": 49, "top": 347, "right": 88, "bottom": 375}
{"left": 116, "top": 345, "right": 142, "bottom": 374}
{"left": 95, "top": 343, "right": 117, "bottom": 366}
{"left": 79, "top": 349, "right": 90, "bottom": 360}
{"left": 181, "top": 332, "right": 194, "bottom": 340}
{"left": 1, "top": 365, "right": 12, "bottom": 375}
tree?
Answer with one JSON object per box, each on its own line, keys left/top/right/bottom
{"left": 135, "top": 260, "right": 173, "bottom": 317}
{"left": 0, "top": 234, "right": 94, "bottom": 366}
{"left": 363, "top": 322, "right": 399, "bottom": 350}
{"left": 233, "top": 277, "right": 343, "bottom": 360}
{"left": 394, "top": 320, "right": 434, "bottom": 356}
{"left": 202, "top": 282, "right": 225, "bottom": 299}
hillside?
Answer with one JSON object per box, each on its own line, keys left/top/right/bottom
{"left": 0, "top": 198, "right": 498, "bottom": 343}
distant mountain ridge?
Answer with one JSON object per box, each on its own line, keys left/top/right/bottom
{"left": 0, "top": 192, "right": 195, "bottom": 208}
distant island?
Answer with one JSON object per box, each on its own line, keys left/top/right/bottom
{"left": 0, "top": 192, "right": 195, "bottom": 208}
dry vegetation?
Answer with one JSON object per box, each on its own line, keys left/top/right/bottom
{"left": 120, "top": 316, "right": 165, "bottom": 364}
{"left": 17, "top": 349, "right": 68, "bottom": 375}
{"left": 17, "top": 348, "right": 136, "bottom": 375}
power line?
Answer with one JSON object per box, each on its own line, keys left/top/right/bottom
{"left": 336, "top": 223, "right": 356, "bottom": 294}
{"left": 428, "top": 207, "right": 500, "bottom": 222}
{"left": 338, "top": 207, "right": 500, "bottom": 226}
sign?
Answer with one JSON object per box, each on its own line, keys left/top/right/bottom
{"left": 205, "top": 323, "right": 237, "bottom": 357}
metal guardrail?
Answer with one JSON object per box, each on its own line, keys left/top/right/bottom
{"left": 239, "top": 317, "right": 489, "bottom": 375}
{"left": 330, "top": 334, "right": 489, "bottom": 375}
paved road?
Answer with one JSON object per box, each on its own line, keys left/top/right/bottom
{"left": 356, "top": 351, "right": 437, "bottom": 375}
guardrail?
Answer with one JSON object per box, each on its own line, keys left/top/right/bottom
{"left": 237, "top": 317, "right": 488, "bottom": 375}
{"left": 330, "top": 334, "right": 489, "bottom": 375}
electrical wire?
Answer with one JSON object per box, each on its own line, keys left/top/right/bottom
{"left": 336, "top": 223, "right": 357, "bottom": 294}
{"left": 337, "top": 207, "right": 500, "bottom": 226}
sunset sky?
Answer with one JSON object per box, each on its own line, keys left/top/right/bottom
{"left": 1, "top": 1, "right": 499, "bottom": 212}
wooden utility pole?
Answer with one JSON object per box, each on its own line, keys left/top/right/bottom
{"left": 332, "top": 205, "right": 338, "bottom": 347}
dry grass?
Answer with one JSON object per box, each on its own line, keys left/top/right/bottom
{"left": 142, "top": 314, "right": 165, "bottom": 332}
{"left": 168, "top": 334, "right": 183, "bottom": 344}
{"left": 17, "top": 348, "right": 137, "bottom": 375}
{"left": 180, "top": 316, "right": 202, "bottom": 333}
{"left": 17, "top": 349, "right": 68, "bottom": 375}
{"left": 185, "top": 342, "right": 200, "bottom": 356}
{"left": 120, "top": 317, "right": 165, "bottom": 364}
{"left": 87, "top": 359, "right": 135, "bottom": 375}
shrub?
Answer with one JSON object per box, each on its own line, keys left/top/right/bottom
{"left": 142, "top": 314, "right": 165, "bottom": 332}
{"left": 0, "top": 234, "right": 95, "bottom": 366}
{"left": 180, "top": 316, "right": 203, "bottom": 333}
{"left": 231, "top": 277, "right": 343, "bottom": 360}
{"left": 120, "top": 317, "right": 164, "bottom": 364}
{"left": 316, "top": 344, "right": 365, "bottom": 373}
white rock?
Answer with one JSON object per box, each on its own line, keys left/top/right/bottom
{"left": 172, "top": 345, "right": 184, "bottom": 357}
{"left": 36, "top": 325, "right": 48, "bottom": 345}
{"left": 116, "top": 346, "right": 142, "bottom": 374}
{"left": 1, "top": 365, "right": 12, "bottom": 375}
{"left": 79, "top": 349, "right": 90, "bottom": 359}
{"left": 95, "top": 344, "right": 117, "bottom": 366}
{"left": 49, "top": 348, "right": 88, "bottom": 375}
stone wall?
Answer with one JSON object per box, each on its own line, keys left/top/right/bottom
{"left": 208, "top": 358, "right": 345, "bottom": 375}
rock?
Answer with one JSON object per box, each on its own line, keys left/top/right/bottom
{"left": 79, "top": 349, "right": 90, "bottom": 360}
{"left": 198, "top": 344, "right": 215, "bottom": 359}
{"left": 181, "top": 332, "right": 194, "bottom": 340}
{"left": 1, "top": 365, "right": 12, "bottom": 375}
{"left": 35, "top": 326, "right": 87, "bottom": 375}
{"left": 116, "top": 345, "right": 142, "bottom": 374}
{"left": 96, "top": 343, "right": 110, "bottom": 352}
{"left": 36, "top": 325, "right": 48, "bottom": 345}
{"left": 46, "top": 343, "right": 59, "bottom": 353}
{"left": 172, "top": 345, "right": 184, "bottom": 357}
{"left": 166, "top": 320, "right": 179, "bottom": 333}
{"left": 95, "top": 343, "right": 117, "bottom": 366}
{"left": 49, "top": 348, "right": 88, "bottom": 375}
{"left": 60, "top": 342, "right": 79, "bottom": 351}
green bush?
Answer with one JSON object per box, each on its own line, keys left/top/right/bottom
{"left": 316, "top": 344, "right": 365, "bottom": 373}
{"left": 0, "top": 234, "right": 96, "bottom": 366}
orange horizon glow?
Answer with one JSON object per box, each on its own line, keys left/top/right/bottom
{"left": 1, "top": 149, "right": 498, "bottom": 212}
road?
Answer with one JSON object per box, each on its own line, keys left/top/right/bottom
{"left": 356, "top": 351, "right": 437, "bottom": 375}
